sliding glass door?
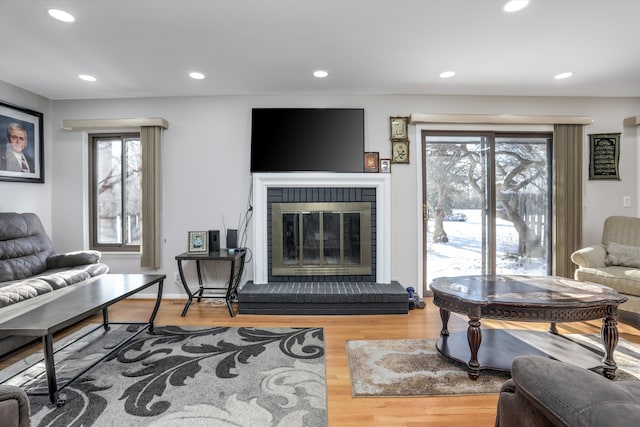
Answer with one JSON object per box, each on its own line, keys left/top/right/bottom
{"left": 423, "top": 131, "right": 552, "bottom": 288}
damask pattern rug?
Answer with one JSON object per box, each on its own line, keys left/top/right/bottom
{"left": 3, "top": 325, "right": 326, "bottom": 426}
{"left": 346, "top": 334, "right": 640, "bottom": 397}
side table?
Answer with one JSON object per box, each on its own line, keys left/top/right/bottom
{"left": 175, "top": 249, "right": 246, "bottom": 317}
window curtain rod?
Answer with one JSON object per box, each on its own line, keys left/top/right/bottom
{"left": 410, "top": 113, "right": 592, "bottom": 125}
{"left": 62, "top": 118, "right": 168, "bottom": 130}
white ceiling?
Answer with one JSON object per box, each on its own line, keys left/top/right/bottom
{"left": 1, "top": 0, "right": 639, "bottom": 100}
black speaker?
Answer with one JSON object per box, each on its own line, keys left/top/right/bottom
{"left": 208, "top": 230, "right": 220, "bottom": 252}
{"left": 226, "top": 229, "right": 238, "bottom": 249}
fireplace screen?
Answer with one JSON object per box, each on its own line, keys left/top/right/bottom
{"left": 271, "top": 202, "right": 372, "bottom": 276}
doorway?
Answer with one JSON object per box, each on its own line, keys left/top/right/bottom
{"left": 422, "top": 131, "right": 552, "bottom": 290}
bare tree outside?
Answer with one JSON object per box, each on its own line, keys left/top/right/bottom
{"left": 92, "top": 135, "right": 141, "bottom": 249}
{"left": 424, "top": 133, "right": 551, "bottom": 285}
{"left": 494, "top": 139, "right": 548, "bottom": 258}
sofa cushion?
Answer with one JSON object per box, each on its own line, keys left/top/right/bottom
{"left": 602, "top": 216, "right": 640, "bottom": 248}
{"left": 605, "top": 242, "right": 640, "bottom": 268}
{"left": 37, "top": 263, "right": 110, "bottom": 290}
{"left": 0, "top": 278, "right": 54, "bottom": 308}
{"left": 0, "top": 213, "right": 54, "bottom": 282}
{"left": 575, "top": 266, "right": 640, "bottom": 297}
{"left": 46, "top": 250, "right": 101, "bottom": 269}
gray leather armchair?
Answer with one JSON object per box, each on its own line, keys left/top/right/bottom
{"left": 495, "top": 356, "right": 640, "bottom": 427}
{"left": 0, "top": 384, "right": 30, "bottom": 427}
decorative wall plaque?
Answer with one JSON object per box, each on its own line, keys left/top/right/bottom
{"left": 589, "top": 133, "right": 621, "bottom": 180}
{"left": 390, "top": 116, "right": 409, "bottom": 140}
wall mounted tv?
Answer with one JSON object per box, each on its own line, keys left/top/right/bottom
{"left": 250, "top": 108, "right": 365, "bottom": 173}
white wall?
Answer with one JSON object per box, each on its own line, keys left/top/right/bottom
{"left": 0, "top": 82, "right": 53, "bottom": 232}
{"left": 2, "top": 83, "right": 639, "bottom": 298}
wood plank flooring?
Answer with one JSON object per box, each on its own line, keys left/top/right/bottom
{"left": 2, "top": 298, "right": 639, "bottom": 426}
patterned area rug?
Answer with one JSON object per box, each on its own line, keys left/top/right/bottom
{"left": 3, "top": 325, "right": 326, "bottom": 426}
{"left": 346, "top": 334, "right": 640, "bottom": 397}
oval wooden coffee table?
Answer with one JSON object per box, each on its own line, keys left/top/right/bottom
{"left": 430, "top": 275, "right": 628, "bottom": 380}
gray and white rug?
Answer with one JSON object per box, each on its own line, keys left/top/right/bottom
{"left": 3, "top": 325, "right": 327, "bottom": 426}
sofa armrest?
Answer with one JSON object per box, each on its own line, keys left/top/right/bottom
{"left": 508, "top": 356, "right": 640, "bottom": 427}
{"left": 46, "top": 250, "right": 102, "bottom": 269}
{"left": 570, "top": 244, "right": 606, "bottom": 268}
{"left": 0, "top": 384, "right": 30, "bottom": 427}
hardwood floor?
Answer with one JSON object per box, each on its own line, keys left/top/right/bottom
{"left": 2, "top": 298, "right": 639, "bottom": 426}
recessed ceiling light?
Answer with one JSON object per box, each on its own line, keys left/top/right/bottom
{"left": 48, "top": 8, "right": 75, "bottom": 23}
{"left": 313, "top": 70, "right": 329, "bottom": 78}
{"left": 502, "top": 0, "right": 530, "bottom": 13}
{"left": 439, "top": 71, "right": 456, "bottom": 79}
{"left": 555, "top": 72, "right": 573, "bottom": 80}
{"left": 78, "top": 74, "right": 96, "bottom": 82}
{"left": 189, "top": 72, "right": 205, "bottom": 80}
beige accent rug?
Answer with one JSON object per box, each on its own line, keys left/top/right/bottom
{"left": 346, "top": 338, "right": 509, "bottom": 397}
{"left": 346, "top": 335, "right": 640, "bottom": 398}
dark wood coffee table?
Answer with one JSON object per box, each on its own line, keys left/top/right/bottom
{"left": 0, "top": 274, "right": 164, "bottom": 405}
{"left": 430, "top": 275, "right": 628, "bottom": 380}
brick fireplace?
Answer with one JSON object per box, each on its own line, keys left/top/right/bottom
{"left": 251, "top": 172, "right": 391, "bottom": 283}
{"left": 238, "top": 173, "right": 407, "bottom": 315}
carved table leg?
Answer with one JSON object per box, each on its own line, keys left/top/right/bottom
{"left": 439, "top": 308, "right": 450, "bottom": 336}
{"left": 467, "top": 317, "right": 482, "bottom": 380}
{"left": 601, "top": 305, "right": 620, "bottom": 380}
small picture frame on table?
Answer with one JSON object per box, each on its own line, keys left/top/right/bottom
{"left": 380, "top": 158, "right": 391, "bottom": 173}
{"left": 188, "top": 231, "right": 209, "bottom": 253}
{"left": 364, "top": 152, "right": 379, "bottom": 172}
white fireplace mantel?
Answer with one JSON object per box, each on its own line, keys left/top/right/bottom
{"left": 252, "top": 172, "right": 391, "bottom": 284}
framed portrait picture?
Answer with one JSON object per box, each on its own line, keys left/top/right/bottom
{"left": 390, "top": 116, "right": 409, "bottom": 140}
{"left": 380, "top": 158, "right": 391, "bottom": 173}
{"left": 188, "top": 231, "right": 209, "bottom": 253}
{"left": 0, "top": 101, "right": 44, "bottom": 183}
{"left": 364, "top": 152, "right": 379, "bottom": 172}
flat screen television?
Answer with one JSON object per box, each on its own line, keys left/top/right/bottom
{"left": 250, "top": 108, "right": 364, "bottom": 173}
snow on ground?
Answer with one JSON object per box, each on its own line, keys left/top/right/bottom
{"left": 426, "top": 209, "right": 548, "bottom": 285}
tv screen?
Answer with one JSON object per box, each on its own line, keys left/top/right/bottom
{"left": 250, "top": 108, "right": 364, "bottom": 173}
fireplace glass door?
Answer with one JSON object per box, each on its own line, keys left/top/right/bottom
{"left": 272, "top": 202, "right": 371, "bottom": 276}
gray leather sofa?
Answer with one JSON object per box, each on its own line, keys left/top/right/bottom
{"left": 0, "top": 212, "right": 108, "bottom": 356}
{"left": 0, "top": 385, "right": 30, "bottom": 427}
{"left": 495, "top": 356, "right": 640, "bottom": 427}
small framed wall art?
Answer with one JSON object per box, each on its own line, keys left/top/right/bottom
{"left": 390, "top": 116, "right": 409, "bottom": 140}
{"left": 391, "top": 140, "right": 409, "bottom": 164}
{"left": 380, "top": 158, "right": 391, "bottom": 173}
{"left": 589, "top": 133, "right": 621, "bottom": 180}
{"left": 188, "top": 231, "right": 209, "bottom": 253}
{"left": 364, "top": 152, "right": 379, "bottom": 172}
